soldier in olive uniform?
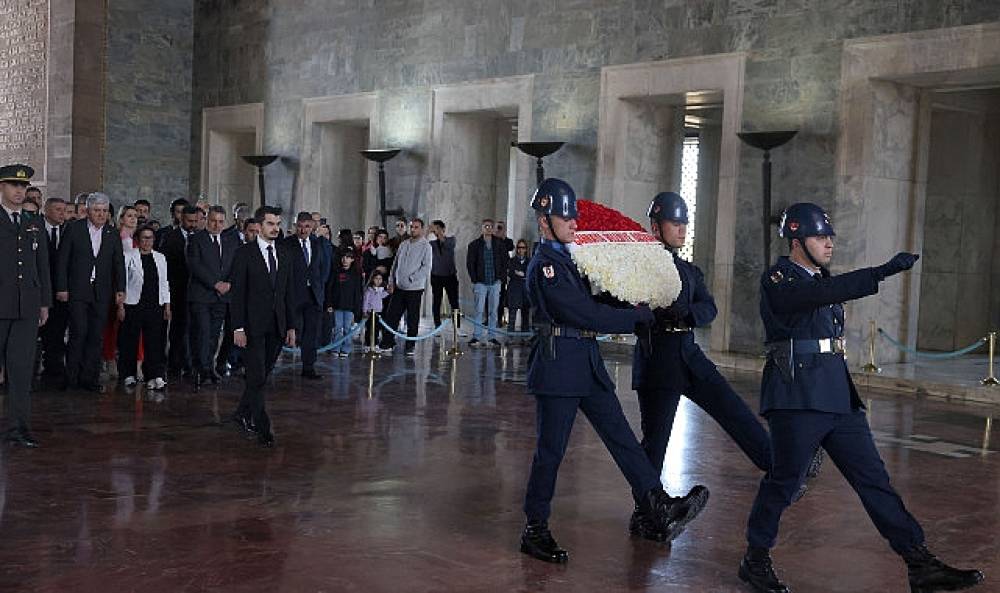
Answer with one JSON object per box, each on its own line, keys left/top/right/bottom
{"left": 0, "top": 164, "right": 51, "bottom": 448}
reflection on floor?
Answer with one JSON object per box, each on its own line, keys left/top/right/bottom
{"left": 0, "top": 342, "right": 996, "bottom": 592}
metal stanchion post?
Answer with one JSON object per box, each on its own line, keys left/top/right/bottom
{"left": 982, "top": 331, "right": 998, "bottom": 386}
{"left": 861, "top": 319, "right": 881, "bottom": 373}
{"left": 364, "top": 313, "right": 381, "bottom": 359}
{"left": 446, "top": 308, "right": 464, "bottom": 359}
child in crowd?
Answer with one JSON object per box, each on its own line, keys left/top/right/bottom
{"left": 327, "top": 249, "right": 363, "bottom": 358}
{"left": 362, "top": 271, "right": 388, "bottom": 353}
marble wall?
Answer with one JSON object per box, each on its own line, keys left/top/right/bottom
{"left": 918, "top": 91, "right": 1000, "bottom": 351}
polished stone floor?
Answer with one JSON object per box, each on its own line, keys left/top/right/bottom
{"left": 0, "top": 342, "right": 996, "bottom": 592}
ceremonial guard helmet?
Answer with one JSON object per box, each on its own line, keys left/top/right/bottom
{"left": 531, "top": 178, "right": 578, "bottom": 220}
{"left": 779, "top": 202, "right": 835, "bottom": 239}
{"left": 647, "top": 192, "right": 688, "bottom": 224}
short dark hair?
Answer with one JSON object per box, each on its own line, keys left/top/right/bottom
{"left": 208, "top": 205, "right": 226, "bottom": 215}
{"left": 243, "top": 217, "right": 259, "bottom": 230}
{"left": 44, "top": 197, "right": 66, "bottom": 207}
{"left": 133, "top": 224, "right": 157, "bottom": 241}
{"left": 254, "top": 205, "right": 282, "bottom": 220}
{"left": 170, "top": 198, "right": 190, "bottom": 212}
{"left": 431, "top": 219, "right": 445, "bottom": 229}
{"left": 25, "top": 186, "right": 41, "bottom": 195}
{"left": 482, "top": 218, "right": 494, "bottom": 224}
{"left": 353, "top": 231, "right": 364, "bottom": 239}
{"left": 411, "top": 218, "right": 424, "bottom": 227}
{"left": 134, "top": 199, "right": 151, "bottom": 208}
{"left": 182, "top": 205, "right": 200, "bottom": 216}
{"left": 296, "top": 211, "right": 313, "bottom": 223}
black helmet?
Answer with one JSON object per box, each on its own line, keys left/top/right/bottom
{"left": 779, "top": 202, "right": 835, "bottom": 239}
{"left": 530, "top": 178, "right": 578, "bottom": 220}
{"left": 647, "top": 192, "right": 688, "bottom": 224}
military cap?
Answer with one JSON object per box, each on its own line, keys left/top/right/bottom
{"left": 0, "top": 164, "right": 34, "bottom": 184}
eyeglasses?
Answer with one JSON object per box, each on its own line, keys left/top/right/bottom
{"left": 396, "top": 223, "right": 406, "bottom": 228}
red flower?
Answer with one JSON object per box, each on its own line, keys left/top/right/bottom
{"left": 576, "top": 200, "right": 644, "bottom": 232}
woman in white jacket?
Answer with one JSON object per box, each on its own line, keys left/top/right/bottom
{"left": 118, "top": 225, "right": 171, "bottom": 389}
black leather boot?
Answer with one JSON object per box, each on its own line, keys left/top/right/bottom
{"left": 645, "top": 485, "right": 710, "bottom": 543}
{"left": 629, "top": 504, "right": 667, "bottom": 542}
{"left": 904, "top": 545, "right": 984, "bottom": 593}
{"left": 520, "top": 520, "right": 568, "bottom": 564}
{"left": 738, "top": 546, "right": 789, "bottom": 593}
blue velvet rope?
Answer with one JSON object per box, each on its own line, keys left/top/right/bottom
{"left": 877, "top": 329, "right": 986, "bottom": 360}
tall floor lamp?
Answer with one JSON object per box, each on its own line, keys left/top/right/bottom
{"left": 513, "top": 142, "right": 565, "bottom": 185}
{"left": 241, "top": 155, "right": 279, "bottom": 209}
{"left": 361, "top": 149, "right": 403, "bottom": 230}
{"left": 736, "top": 131, "right": 797, "bottom": 268}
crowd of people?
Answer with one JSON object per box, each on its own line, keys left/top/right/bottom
{"left": 10, "top": 183, "right": 534, "bottom": 395}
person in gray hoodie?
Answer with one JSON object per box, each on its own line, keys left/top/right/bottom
{"left": 379, "top": 218, "right": 433, "bottom": 356}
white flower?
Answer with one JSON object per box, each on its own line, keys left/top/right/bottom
{"left": 569, "top": 231, "right": 681, "bottom": 308}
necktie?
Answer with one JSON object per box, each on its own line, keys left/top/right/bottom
{"left": 51, "top": 225, "right": 58, "bottom": 249}
{"left": 11, "top": 212, "right": 18, "bottom": 227}
{"left": 301, "top": 238, "right": 309, "bottom": 267}
{"left": 267, "top": 245, "right": 277, "bottom": 287}
{"left": 213, "top": 234, "right": 221, "bottom": 260}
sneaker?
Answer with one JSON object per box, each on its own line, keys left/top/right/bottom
{"left": 488, "top": 339, "right": 502, "bottom": 348}
{"left": 468, "top": 339, "right": 481, "bottom": 348}
{"left": 124, "top": 376, "right": 137, "bottom": 387}
{"left": 340, "top": 352, "right": 350, "bottom": 358}
{"left": 405, "top": 349, "right": 416, "bottom": 358}
{"left": 147, "top": 377, "right": 167, "bottom": 390}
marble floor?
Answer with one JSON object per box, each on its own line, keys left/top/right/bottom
{"left": 0, "top": 342, "right": 996, "bottom": 593}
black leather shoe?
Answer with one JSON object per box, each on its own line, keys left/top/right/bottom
{"left": 520, "top": 521, "right": 568, "bottom": 563}
{"left": 301, "top": 369, "right": 322, "bottom": 380}
{"left": 629, "top": 506, "right": 668, "bottom": 542}
{"left": 228, "top": 412, "right": 257, "bottom": 436}
{"left": 5, "top": 430, "right": 39, "bottom": 448}
{"left": 645, "top": 485, "right": 710, "bottom": 543}
{"left": 208, "top": 369, "right": 221, "bottom": 384}
{"left": 79, "top": 382, "right": 106, "bottom": 394}
{"left": 257, "top": 431, "right": 275, "bottom": 448}
{"left": 738, "top": 547, "right": 789, "bottom": 593}
{"left": 215, "top": 366, "right": 230, "bottom": 378}
{"left": 904, "top": 545, "right": 984, "bottom": 593}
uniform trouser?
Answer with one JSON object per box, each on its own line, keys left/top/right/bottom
{"left": 636, "top": 365, "right": 771, "bottom": 494}
{"left": 236, "top": 327, "right": 282, "bottom": 436}
{"left": 118, "top": 305, "right": 165, "bottom": 380}
{"left": 524, "top": 390, "right": 662, "bottom": 522}
{"left": 166, "top": 294, "right": 190, "bottom": 372}
{"left": 294, "top": 301, "right": 323, "bottom": 370}
{"left": 189, "top": 302, "right": 227, "bottom": 373}
{"left": 430, "top": 274, "right": 459, "bottom": 326}
{"left": 0, "top": 315, "right": 41, "bottom": 433}
{"left": 380, "top": 289, "right": 423, "bottom": 350}
{"left": 746, "top": 409, "right": 925, "bottom": 554}
{"left": 67, "top": 300, "right": 110, "bottom": 387}
{"left": 40, "top": 300, "right": 68, "bottom": 375}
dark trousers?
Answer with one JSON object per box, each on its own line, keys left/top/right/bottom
{"left": 430, "top": 274, "right": 459, "bottom": 326}
{"left": 507, "top": 303, "right": 530, "bottom": 332}
{"left": 218, "top": 309, "right": 234, "bottom": 372}
{"left": 380, "top": 289, "right": 423, "bottom": 351}
{"left": 293, "top": 300, "right": 323, "bottom": 371}
{"left": 637, "top": 364, "right": 771, "bottom": 484}
{"left": 1, "top": 315, "right": 41, "bottom": 432}
{"left": 118, "top": 305, "right": 165, "bottom": 380}
{"left": 523, "top": 391, "right": 661, "bottom": 522}
{"left": 67, "top": 300, "right": 110, "bottom": 387}
{"left": 39, "top": 300, "right": 69, "bottom": 376}
{"left": 190, "top": 301, "right": 227, "bottom": 373}
{"left": 236, "top": 327, "right": 282, "bottom": 436}
{"left": 166, "top": 293, "right": 190, "bottom": 372}
{"left": 747, "top": 409, "right": 925, "bottom": 554}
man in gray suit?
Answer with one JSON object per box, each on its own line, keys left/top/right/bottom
{"left": 0, "top": 164, "right": 51, "bottom": 447}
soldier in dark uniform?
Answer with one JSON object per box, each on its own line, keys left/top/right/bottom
{"left": 519, "top": 178, "right": 707, "bottom": 564}
{"left": 739, "top": 203, "right": 984, "bottom": 593}
{"left": 0, "top": 164, "right": 51, "bottom": 448}
{"left": 629, "top": 191, "right": 767, "bottom": 539}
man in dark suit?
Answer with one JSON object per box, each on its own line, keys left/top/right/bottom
{"left": 281, "top": 211, "right": 330, "bottom": 379}
{"left": 156, "top": 198, "right": 189, "bottom": 250}
{"left": 229, "top": 206, "right": 295, "bottom": 448}
{"left": 159, "top": 205, "right": 201, "bottom": 376}
{"left": 39, "top": 196, "right": 68, "bottom": 379}
{"left": 221, "top": 201, "right": 250, "bottom": 243}
{"left": 55, "top": 192, "right": 125, "bottom": 392}
{"left": 0, "top": 164, "right": 51, "bottom": 447}
{"left": 187, "top": 206, "right": 239, "bottom": 389}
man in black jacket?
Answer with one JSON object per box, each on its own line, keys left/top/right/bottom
{"left": 187, "top": 206, "right": 240, "bottom": 389}
{"left": 40, "top": 196, "right": 68, "bottom": 379}
{"left": 55, "top": 192, "right": 125, "bottom": 392}
{"left": 466, "top": 219, "right": 509, "bottom": 347}
{"left": 159, "top": 205, "right": 201, "bottom": 376}
{"left": 281, "top": 212, "right": 329, "bottom": 379}
{"left": 229, "top": 206, "right": 296, "bottom": 448}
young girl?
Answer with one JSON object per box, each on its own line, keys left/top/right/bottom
{"left": 362, "top": 272, "right": 388, "bottom": 353}
{"left": 327, "top": 249, "right": 363, "bottom": 357}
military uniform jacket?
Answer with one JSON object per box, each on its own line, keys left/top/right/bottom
{"left": 759, "top": 256, "right": 882, "bottom": 415}
{"left": 632, "top": 252, "right": 718, "bottom": 391}
{"left": 0, "top": 211, "right": 52, "bottom": 319}
{"left": 526, "top": 241, "right": 642, "bottom": 397}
